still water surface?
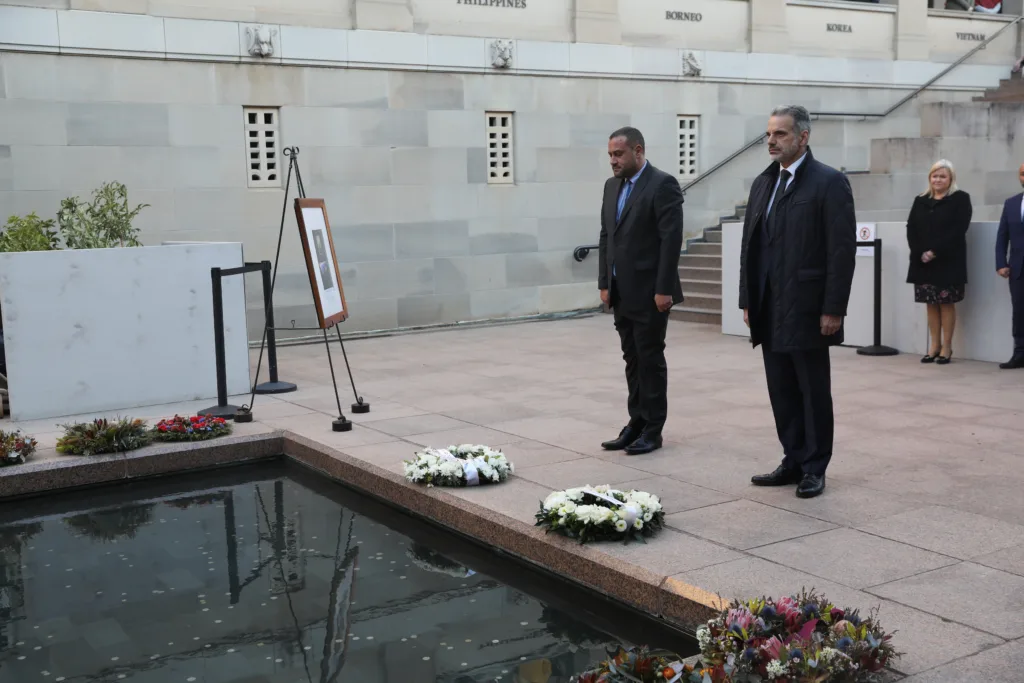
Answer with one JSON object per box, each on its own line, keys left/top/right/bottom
{"left": 0, "top": 463, "right": 694, "bottom": 683}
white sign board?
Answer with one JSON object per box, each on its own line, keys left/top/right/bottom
{"left": 856, "top": 223, "right": 876, "bottom": 257}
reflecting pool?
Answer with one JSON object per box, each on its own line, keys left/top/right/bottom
{"left": 0, "top": 463, "right": 695, "bottom": 682}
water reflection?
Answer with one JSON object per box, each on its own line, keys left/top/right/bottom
{"left": 0, "top": 469, "right": 680, "bottom": 682}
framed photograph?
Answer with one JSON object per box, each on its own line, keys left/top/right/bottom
{"left": 294, "top": 198, "right": 347, "bottom": 328}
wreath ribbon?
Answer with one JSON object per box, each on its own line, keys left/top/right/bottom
{"left": 439, "top": 452, "right": 486, "bottom": 486}
{"left": 581, "top": 487, "right": 642, "bottom": 527}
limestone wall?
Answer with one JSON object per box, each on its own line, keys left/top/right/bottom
{"left": 0, "top": 47, "right": 988, "bottom": 337}
{"left": 0, "top": 0, "right": 1019, "bottom": 63}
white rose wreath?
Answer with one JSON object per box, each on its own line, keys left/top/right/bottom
{"left": 535, "top": 485, "right": 665, "bottom": 544}
{"left": 404, "top": 444, "right": 513, "bottom": 487}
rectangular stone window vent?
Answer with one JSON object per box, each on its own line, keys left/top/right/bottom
{"left": 486, "top": 112, "right": 514, "bottom": 185}
{"left": 677, "top": 116, "right": 699, "bottom": 178}
{"left": 244, "top": 107, "right": 281, "bottom": 189}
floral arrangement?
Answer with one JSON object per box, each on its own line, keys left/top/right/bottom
{"left": 535, "top": 485, "right": 664, "bottom": 544}
{"left": 696, "top": 590, "right": 899, "bottom": 682}
{"left": 406, "top": 543, "right": 476, "bottom": 578}
{"left": 403, "top": 444, "right": 513, "bottom": 487}
{"left": 0, "top": 429, "right": 37, "bottom": 465}
{"left": 151, "top": 414, "right": 232, "bottom": 442}
{"left": 572, "top": 646, "right": 707, "bottom": 683}
{"left": 57, "top": 417, "right": 149, "bottom": 455}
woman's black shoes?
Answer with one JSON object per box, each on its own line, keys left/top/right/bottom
{"left": 936, "top": 355, "right": 951, "bottom": 365}
{"left": 921, "top": 354, "right": 937, "bottom": 363}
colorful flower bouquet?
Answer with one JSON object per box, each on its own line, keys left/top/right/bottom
{"left": 536, "top": 485, "right": 664, "bottom": 544}
{"left": 404, "top": 444, "right": 513, "bottom": 487}
{"left": 57, "top": 417, "right": 149, "bottom": 455}
{"left": 696, "top": 590, "right": 899, "bottom": 682}
{"left": 0, "top": 429, "right": 37, "bottom": 466}
{"left": 151, "top": 414, "right": 232, "bottom": 442}
{"left": 572, "top": 646, "right": 707, "bottom": 683}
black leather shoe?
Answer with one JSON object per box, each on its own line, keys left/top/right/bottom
{"left": 999, "top": 356, "right": 1024, "bottom": 369}
{"left": 796, "top": 474, "right": 826, "bottom": 498}
{"left": 921, "top": 354, "right": 937, "bottom": 364}
{"left": 601, "top": 424, "right": 643, "bottom": 451}
{"left": 751, "top": 464, "right": 802, "bottom": 487}
{"left": 624, "top": 433, "right": 662, "bottom": 455}
{"left": 936, "top": 355, "right": 951, "bottom": 365}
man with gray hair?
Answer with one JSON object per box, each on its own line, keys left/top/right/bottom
{"left": 738, "top": 105, "right": 856, "bottom": 499}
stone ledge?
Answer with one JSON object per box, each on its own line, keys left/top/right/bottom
{"left": 0, "top": 429, "right": 723, "bottom": 634}
{"left": 0, "top": 430, "right": 284, "bottom": 500}
{"left": 281, "top": 432, "right": 722, "bottom": 631}
{"left": 0, "top": 6, "right": 1009, "bottom": 90}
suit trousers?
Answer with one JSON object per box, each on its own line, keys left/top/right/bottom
{"left": 612, "top": 285, "right": 669, "bottom": 436}
{"left": 1011, "top": 275, "right": 1024, "bottom": 353}
{"left": 757, "top": 287, "right": 834, "bottom": 476}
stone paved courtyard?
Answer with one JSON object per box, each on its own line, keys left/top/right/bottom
{"left": 6, "top": 315, "right": 1024, "bottom": 680}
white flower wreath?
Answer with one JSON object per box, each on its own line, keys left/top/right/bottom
{"left": 536, "top": 485, "right": 665, "bottom": 544}
{"left": 404, "top": 444, "right": 513, "bottom": 487}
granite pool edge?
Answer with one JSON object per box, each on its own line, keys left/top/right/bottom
{"left": 0, "top": 431, "right": 285, "bottom": 499}
{"left": 0, "top": 429, "right": 724, "bottom": 635}
{"left": 280, "top": 432, "right": 725, "bottom": 634}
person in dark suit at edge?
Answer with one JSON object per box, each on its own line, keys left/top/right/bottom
{"left": 738, "top": 105, "right": 857, "bottom": 499}
{"left": 996, "top": 162, "right": 1024, "bottom": 369}
{"left": 598, "top": 127, "right": 684, "bottom": 456}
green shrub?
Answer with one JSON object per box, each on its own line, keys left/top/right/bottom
{"left": 57, "top": 417, "right": 149, "bottom": 456}
{"left": 58, "top": 181, "right": 148, "bottom": 249}
{"left": 0, "top": 213, "right": 60, "bottom": 253}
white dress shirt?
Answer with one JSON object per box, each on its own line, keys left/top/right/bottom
{"left": 766, "top": 152, "right": 807, "bottom": 217}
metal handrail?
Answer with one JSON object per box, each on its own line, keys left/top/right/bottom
{"left": 573, "top": 14, "right": 1022, "bottom": 263}
{"left": 679, "top": 13, "right": 1023, "bottom": 195}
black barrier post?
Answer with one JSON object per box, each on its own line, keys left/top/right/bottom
{"left": 253, "top": 260, "right": 297, "bottom": 394}
{"left": 201, "top": 263, "right": 268, "bottom": 420}
{"left": 200, "top": 267, "right": 241, "bottom": 419}
{"left": 856, "top": 238, "right": 899, "bottom": 357}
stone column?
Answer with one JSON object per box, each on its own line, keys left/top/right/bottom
{"left": 749, "top": 0, "right": 788, "bottom": 54}
{"left": 894, "top": 0, "right": 929, "bottom": 61}
{"left": 574, "top": 0, "right": 622, "bottom": 44}
{"left": 355, "top": 0, "right": 414, "bottom": 32}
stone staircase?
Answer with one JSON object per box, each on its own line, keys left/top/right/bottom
{"left": 669, "top": 204, "right": 746, "bottom": 325}
{"left": 973, "top": 70, "right": 1024, "bottom": 103}
{"left": 850, "top": 98, "right": 1024, "bottom": 224}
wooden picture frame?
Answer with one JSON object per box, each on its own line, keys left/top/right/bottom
{"left": 294, "top": 198, "right": 348, "bottom": 328}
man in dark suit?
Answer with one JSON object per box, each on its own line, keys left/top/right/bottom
{"left": 597, "top": 127, "right": 684, "bottom": 455}
{"left": 738, "top": 105, "right": 856, "bottom": 499}
{"left": 995, "top": 162, "right": 1024, "bottom": 369}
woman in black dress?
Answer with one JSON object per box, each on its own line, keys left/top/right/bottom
{"left": 906, "top": 159, "right": 972, "bottom": 364}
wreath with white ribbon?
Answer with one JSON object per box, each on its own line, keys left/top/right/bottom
{"left": 536, "top": 485, "right": 665, "bottom": 544}
{"left": 403, "top": 444, "right": 513, "bottom": 487}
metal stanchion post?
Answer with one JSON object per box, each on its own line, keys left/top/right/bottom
{"left": 200, "top": 268, "right": 242, "bottom": 418}
{"left": 254, "top": 260, "right": 297, "bottom": 394}
{"left": 857, "top": 238, "right": 899, "bottom": 357}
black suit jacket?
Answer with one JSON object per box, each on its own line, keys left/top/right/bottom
{"left": 597, "top": 163, "right": 684, "bottom": 318}
{"left": 738, "top": 149, "right": 856, "bottom": 351}
{"left": 996, "top": 193, "right": 1024, "bottom": 280}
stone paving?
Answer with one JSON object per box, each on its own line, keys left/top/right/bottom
{"left": 5, "top": 315, "right": 1024, "bottom": 681}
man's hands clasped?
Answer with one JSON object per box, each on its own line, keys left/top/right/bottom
{"left": 599, "top": 289, "right": 672, "bottom": 313}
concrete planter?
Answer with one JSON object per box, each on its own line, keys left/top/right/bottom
{"left": 0, "top": 243, "right": 250, "bottom": 421}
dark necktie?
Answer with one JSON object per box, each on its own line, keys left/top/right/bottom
{"left": 767, "top": 169, "right": 791, "bottom": 242}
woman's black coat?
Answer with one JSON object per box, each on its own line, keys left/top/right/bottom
{"left": 905, "top": 190, "right": 973, "bottom": 287}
